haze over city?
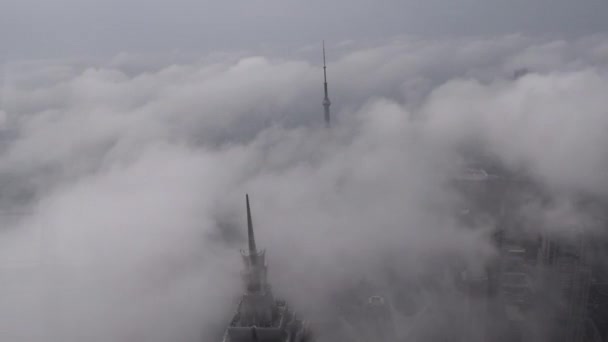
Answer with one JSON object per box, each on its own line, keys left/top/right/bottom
{"left": 1, "top": 1, "right": 608, "bottom": 341}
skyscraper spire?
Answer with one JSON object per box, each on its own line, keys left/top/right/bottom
{"left": 246, "top": 194, "right": 257, "bottom": 255}
{"left": 221, "top": 194, "right": 313, "bottom": 342}
{"left": 322, "top": 41, "right": 331, "bottom": 127}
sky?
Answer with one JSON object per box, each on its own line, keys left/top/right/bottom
{"left": 1, "top": 0, "right": 608, "bottom": 59}
{"left": 1, "top": 2, "right": 608, "bottom": 342}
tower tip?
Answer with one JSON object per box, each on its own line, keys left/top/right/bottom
{"left": 246, "top": 194, "right": 257, "bottom": 255}
{"left": 322, "top": 41, "right": 326, "bottom": 68}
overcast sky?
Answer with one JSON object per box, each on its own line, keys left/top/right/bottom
{"left": 2, "top": 0, "right": 608, "bottom": 59}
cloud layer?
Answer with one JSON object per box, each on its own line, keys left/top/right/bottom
{"left": 1, "top": 35, "right": 608, "bottom": 341}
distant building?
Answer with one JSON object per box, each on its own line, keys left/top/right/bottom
{"left": 588, "top": 280, "right": 608, "bottom": 341}
{"left": 536, "top": 235, "right": 591, "bottom": 342}
{"left": 452, "top": 159, "right": 596, "bottom": 342}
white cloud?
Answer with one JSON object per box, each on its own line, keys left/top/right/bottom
{"left": 0, "top": 35, "right": 607, "bottom": 341}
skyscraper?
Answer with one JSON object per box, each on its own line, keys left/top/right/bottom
{"left": 221, "top": 195, "right": 313, "bottom": 342}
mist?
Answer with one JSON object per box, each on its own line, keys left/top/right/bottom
{"left": 1, "top": 34, "right": 608, "bottom": 341}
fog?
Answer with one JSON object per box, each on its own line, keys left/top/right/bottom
{"left": 1, "top": 34, "right": 608, "bottom": 341}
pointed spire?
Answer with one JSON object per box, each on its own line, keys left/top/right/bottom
{"left": 322, "top": 40, "right": 331, "bottom": 127}
{"left": 246, "top": 194, "right": 257, "bottom": 255}
{"left": 323, "top": 40, "right": 327, "bottom": 84}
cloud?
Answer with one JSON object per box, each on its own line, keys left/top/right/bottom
{"left": 423, "top": 69, "right": 608, "bottom": 196}
{"left": 0, "top": 35, "right": 607, "bottom": 341}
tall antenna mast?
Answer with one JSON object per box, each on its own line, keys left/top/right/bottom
{"left": 322, "top": 41, "right": 331, "bottom": 127}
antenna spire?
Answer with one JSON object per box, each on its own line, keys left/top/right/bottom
{"left": 323, "top": 41, "right": 327, "bottom": 81}
{"left": 246, "top": 194, "right": 257, "bottom": 255}
{"left": 322, "top": 41, "right": 331, "bottom": 127}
